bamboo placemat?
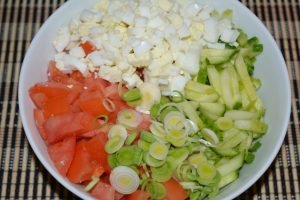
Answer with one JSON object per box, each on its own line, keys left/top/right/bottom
{"left": 0, "top": 0, "right": 299, "bottom": 199}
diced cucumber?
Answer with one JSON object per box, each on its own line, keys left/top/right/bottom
{"left": 217, "top": 152, "right": 244, "bottom": 176}
{"left": 201, "top": 49, "right": 238, "bottom": 65}
{"left": 224, "top": 110, "right": 259, "bottom": 120}
{"left": 218, "top": 170, "right": 239, "bottom": 188}
{"left": 185, "top": 80, "right": 216, "bottom": 94}
{"left": 178, "top": 101, "right": 204, "bottom": 129}
{"left": 219, "top": 131, "right": 248, "bottom": 149}
{"left": 235, "top": 54, "right": 257, "bottom": 102}
{"left": 207, "top": 65, "right": 222, "bottom": 95}
{"left": 234, "top": 119, "right": 268, "bottom": 134}
{"left": 212, "top": 147, "right": 239, "bottom": 157}
{"left": 199, "top": 102, "right": 225, "bottom": 116}
{"left": 185, "top": 90, "right": 219, "bottom": 102}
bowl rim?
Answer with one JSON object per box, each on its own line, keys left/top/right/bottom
{"left": 18, "top": 0, "right": 292, "bottom": 199}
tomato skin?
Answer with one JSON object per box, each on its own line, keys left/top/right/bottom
{"left": 67, "top": 134, "right": 109, "bottom": 183}
{"left": 104, "top": 83, "right": 123, "bottom": 101}
{"left": 48, "top": 136, "right": 76, "bottom": 176}
{"left": 33, "top": 109, "right": 47, "bottom": 140}
{"left": 48, "top": 60, "right": 69, "bottom": 83}
{"left": 44, "top": 112, "right": 98, "bottom": 144}
{"left": 162, "top": 178, "right": 188, "bottom": 200}
{"left": 90, "top": 181, "right": 115, "bottom": 200}
{"left": 83, "top": 76, "right": 109, "bottom": 95}
{"left": 29, "top": 82, "right": 70, "bottom": 108}
{"left": 79, "top": 90, "right": 110, "bottom": 116}
{"left": 43, "top": 96, "right": 70, "bottom": 118}
{"left": 80, "top": 41, "right": 95, "bottom": 55}
{"left": 125, "top": 190, "right": 151, "bottom": 200}
{"left": 138, "top": 114, "right": 152, "bottom": 131}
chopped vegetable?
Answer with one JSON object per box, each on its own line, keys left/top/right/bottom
{"left": 110, "top": 166, "right": 140, "bottom": 194}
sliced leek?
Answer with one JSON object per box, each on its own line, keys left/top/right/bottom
{"left": 105, "top": 136, "right": 125, "bottom": 154}
{"left": 109, "top": 166, "right": 140, "bottom": 194}
{"left": 117, "top": 109, "right": 143, "bottom": 129}
{"left": 149, "top": 142, "right": 169, "bottom": 161}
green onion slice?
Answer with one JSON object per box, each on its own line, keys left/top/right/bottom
{"left": 103, "top": 98, "right": 116, "bottom": 112}
{"left": 108, "top": 124, "right": 128, "bottom": 141}
{"left": 105, "top": 136, "right": 125, "bottom": 154}
{"left": 117, "top": 109, "right": 143, "bottom": 129}
{"left": 84, "top": 176, "right": 99, "bottom": 192}
{"left": 146, "top": 181, "right": 166, "bottom": 200}
{"left": 95, "top": 114, "right": 109, "bottom": 128}
{"left": 149, "top": 142, "right": 169, "bottom": 161}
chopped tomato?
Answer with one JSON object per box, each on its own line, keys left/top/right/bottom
{"left": 138, "top": 114, "right": 152, "bottom": 131}
{"left": 29, "top": 82, "right": 70, "bottom": 108}
{"left": 79, "top": 90, "right": 110, "bottom": 116}
{"left": 108, "top": 100, "right": 131, "bottom": 123}
{"left": 33, "top": 109, "right": 47, "bottom": 140}
{"left": 104, "top": 83, "right": 124, "bottom": 101}
{"left": 80, "top": 41, "right": 95, "bottom": 55}
{"left": 126, "top": 190, "right": 151, "bottom": 200}
{"left": 44, "top": 112, "right": 98, "bottom": 143}
{"left": 84, "top": 77, "right": 109, "bottom": 93}
{"left": 70, "top": 70, "right": 85, "bottom": 83}
{"left": 162, "top": 178, "right": 188, "bottom": 200}
{"left": 115, "top": 192, "right": 125, "bottom": 200}
{"left": 65, "top": 78, "right": 84, "bottom": 104}
{"left": 48, "top": 136, "right": 76, "bottom": 176}
{"left": 90, "top": 181, "right": 115, "bottom": 200}
{"left": 79, "top": 124, "right": 110, "bottom": 139}
{"left": 43, "top": 96, "right": 70, "bottom": 118}
{"left": 48, "top": 60, "right": 69, "bottom": 83}
{"left": 67, "top": 134, "right": 109, "bottom": 183}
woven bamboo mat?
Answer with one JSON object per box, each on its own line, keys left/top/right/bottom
{"left": 0, "top": 0, "right": 299, "bottom": 199}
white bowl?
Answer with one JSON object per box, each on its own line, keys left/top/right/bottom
{"left": 18, "top": 0, "right": 291, "bottom": 199}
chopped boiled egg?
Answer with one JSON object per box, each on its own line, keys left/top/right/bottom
{"left": 52, "top": 0, "right": 242, "bottom": 92}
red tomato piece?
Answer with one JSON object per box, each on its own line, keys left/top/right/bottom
{"left": 65, "top": 78, "right": 84, "bottom": 104}
{"left": 48, "top": 136, "right": 76, "bottom": 176}
{"left": 80, "top": 41, "right": 95, "bottom": 55}
{"left": 67, "top": 134, "right": 109, "bottom": 183}
{"left": 109, "top": 100, "right": 131, "bottom": 123}
{"left": 29, "top": 82, "right": 70, "bottom": 108}
{"left": 125, "top": 190, "right": 151, "bottom": 200}
{"left": 33, "top": 109, "right": 47, "bottom": 140}
{"left": 104, "top": 83, "right": 124, "bottom": 101}
{"left": 84, "top": 77, "right": 109, "bottom": 93}
{"left": 67, "top": 140, "right": 94, "bottom": 183}
{"left": 44, "top": 112, "right": 98, "bottom": 143}
{"left": 43, "top": 96, "right": 70, "bottom": 118}
{"left": 90, "top": 181, "right": 115, "bottom": 200}
{"left": 44, "top": 112, "right": 78, "bottom": 144}
{"left": 70, "top": 70, "right": 85, "bottom": 83}
{"left": 48, "top": 60, "right": 69, "bottom": 83}
{"left": 162, "top": 178, "right": 188, "bottom": 200}
{"left": 79, "top": 90, "right": 110, "bottom": 116}
{"left": 138, "top": 114, "right": 152, "bottom": 131}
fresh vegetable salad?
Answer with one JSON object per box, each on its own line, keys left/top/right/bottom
{"left": 29, "top": 0, "right": 268, "bottom": 199}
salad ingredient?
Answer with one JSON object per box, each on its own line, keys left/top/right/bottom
{"left": 126, "top": 190, "right": 151, "bottom": 200}
{"left": 117, "top": 109, "right": 143, "bottom": 129}
{"left": 28, "top": 0, "right": 270, "bottom": 199}
{"left": 90, "top": 181, "right": 116, "bottom": 200}
{"left": 109, "top": 166, "right": 140, "bottom": 194}
{"left": 84, "top": 176, "right": 100, "bottom": 192}
{"left": 149, "top": 142, "right": 169, "bottom": 160}
{"left": 108, "top": 124, "right": 128, "bottom": 141}
{"left": 48, "top": 136, "right": 76, "bottom": 176}
{"left": 163, "top": 178, "right": 188, "bottom": 200}
{"left": 125, "top": 132, "right": 138, "bottom": 145}
{"left": 105, "top": 136, "right": 125, "bottom": 154}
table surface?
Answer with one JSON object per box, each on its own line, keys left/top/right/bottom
{"left": 0, "top": 0, "right": 299, "bottom": 199}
